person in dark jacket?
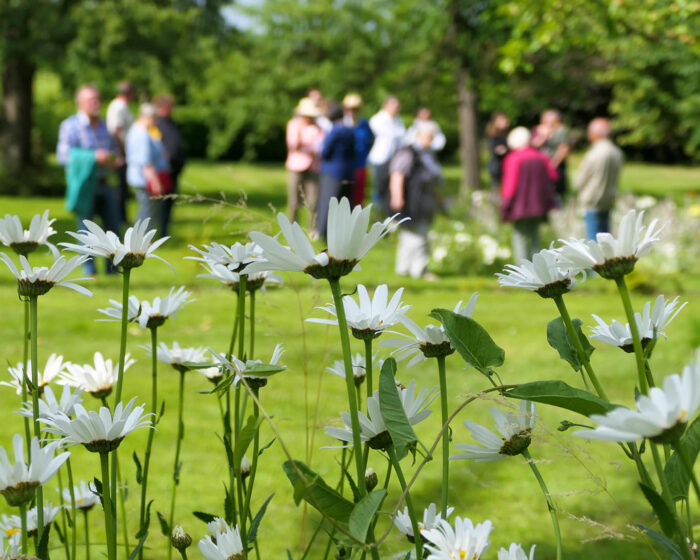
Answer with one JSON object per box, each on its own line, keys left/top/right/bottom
{"left": 317, "top": 102, "right": 356, "bottom": 238}
{"left": 389, "top": 122, "right": 443, "bottom": 279}
{"left": 343, "top": 93, "right": 374, "bottom": 207}
{"left": 154, "top": 94, "right": 186, "bottom": 236}
{"left": 500, "top": 126, "right": 558, "bottom": 262}
{"left": 486, "top": 112, "right": 510, "bottom": 200}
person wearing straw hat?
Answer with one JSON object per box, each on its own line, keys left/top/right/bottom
{"left": 343, "top": 93, "right": 374, "bottom": 206}
{"left": 285, "top": 97, "right": 325, "bottom": 232}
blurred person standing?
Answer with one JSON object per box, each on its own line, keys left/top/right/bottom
{"left": 533, "top": 109, "right": 570, "bottom": 199}
{"left": 57, "top": 84, "right": 121, "bottom": 275}
{"left": 285, "top": 97, "right": 325, "bottom": 232}
{"left": 389, "top": 122, "right": 443, "bottom": 279}
{"left": 574, "top": 118, "right": 623, "bottom": 239}
{"left": 486, "top": 112, "right": 510, "bottom": 198}
{"left": 317, "top": 102, "right": 356, "bottom": 238}
{"left": 126, "top": 103, "right": 171, "bottom": 228}
{"left": 368, "top": 96, "right": 405, "bottom": 209}
{"left": 154, "top": 94, "right": 186, "bottom": 236}
{"left": 500, "top": 126, "right": 558, "bottom": 262}
{"left": 342, "top": 93, "right": 374, "bottom": 206}
{"left": 106, "top": 81, "right": 136, "bottom": 225}
{"left": 308, "top": 88, "right": 332, "bottom": 133}
{"left": 404, "top": 107, "right": 446, "bottom": 152}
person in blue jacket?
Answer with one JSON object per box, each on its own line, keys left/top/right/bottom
{"left": 317, "top": 102, "right": 356, "bottom": 238}
{"left": 342, "top": 93, "right": 374, "bottom": 206}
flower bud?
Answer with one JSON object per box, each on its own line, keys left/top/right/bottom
{"left": 171, "top": 525, "right": 192, "bottom": 551}
{"left": 365, "top": 468, "right": 378, "bottom": 492}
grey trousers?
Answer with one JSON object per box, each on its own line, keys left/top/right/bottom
{"left": 511, "top": 216, "right": 542, "bottom": 263}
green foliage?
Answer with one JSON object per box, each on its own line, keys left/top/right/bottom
{"left": 638, "top": 483, "right": 676, "bottom": 538}
{"left": 505, "top": 380, "right": 615, "bottom": 417}
{"left": 348, "top": 490, "right": 386, "bottom": 543}
{"left": 665, "top": 416, "right": 700, "bottom": 501}
{"left": 547, "top": 317, "right": 594, "bottom": 373}
{"left": 378, "top": 358, "right": 418, "bottom": 460}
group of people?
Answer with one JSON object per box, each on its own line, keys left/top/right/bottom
{"left": 57, "top": 81, "right": 186, "bottom": 274}
{"left": 487, "top": 109, "right": 623, "bottom": 263}
{"left": 285, "top": 90, "right": 446, "bottom": 279}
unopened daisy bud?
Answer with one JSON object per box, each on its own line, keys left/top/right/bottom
{"left": 240, "top": 456, "right": 251, "bottom": 480}
{"left": 171, "top": 525, "right": 192, "bottom": 551}
{"left": 364, "top": 468, "right": 378, "bottom": 492}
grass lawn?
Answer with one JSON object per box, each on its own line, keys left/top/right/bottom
{"left": 0, "top": 159, "right": 698, "bottom": 559}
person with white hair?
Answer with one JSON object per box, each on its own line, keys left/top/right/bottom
{"left": 574, "top": 118, "right": 624, "bottom": 239}
{"left": 500, "top": 126, "right": 559, "bottom": 262}
{"left": 125, "top": 102, "right": 171, "bottom": 228}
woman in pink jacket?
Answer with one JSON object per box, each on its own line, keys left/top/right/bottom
{"left": 285, "top": 97, "right": 325, "bottom": 233}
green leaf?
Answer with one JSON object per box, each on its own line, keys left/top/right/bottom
{"left": 430, "top": 308, "right": 504, "bottom": 376}
{"left": 156, "top": 511, "right": 170, "bottom": 537}
{"left": 665, "top": 416, "right": 700, "bottom": 501}
{"left": 37, "top": 522, "right": 51, "bottom": 560}
{"left": 233, "top": 415, "right": 262, "bottom": 472}
{"left": 133, "top": 452, "right": 143, "bottom": 485}
{"left": 348, "top": 490, "right": 387, "bottom": 543}
{"left": 547, "top": 317, "right": 594, "bottom": 372}
{"left": 248, "top": 493, "right": 274, "bottom": 544}
{"left": 379, "top": 358, "right": 417, "bottom": 460}
{"left": 636, "top": 525, "right": 682, "bottom": 560}
{"left": 282, "top": 460, "right": 354, "bottom": 526}
{"left": 639, "top": 483, "right": 676, "bottom": 538}
{"left": 244, "top": 363, "right": 286, "bottom": 376}
{"left": 505, "top": 380, "right": 616, "bottom": 417}
{"left": 193, "top": 511, "right": 217, "bottom": 524}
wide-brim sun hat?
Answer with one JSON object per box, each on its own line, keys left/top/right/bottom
{"left": 295, "top": 97, "right": 321, "bottom": 118}
{"left": 342, "top": 93, "right": 362, "bottom": 110}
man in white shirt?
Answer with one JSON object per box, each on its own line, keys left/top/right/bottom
{"left": 404, "top": 107, "right": 446, "bottom": 152}
{"left": 106, "top": 81, "right": 136, "bottom": 224}
{"left": 368, "top": 96, "right": 405, "bottom": 209}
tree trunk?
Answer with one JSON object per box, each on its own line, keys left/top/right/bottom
{"left": 446, "top": 0, "right": 481, "bottom": 200}
{"left": 1, "top": 25, "right": 36, "bottom": 176}
{"left": 455, "top": 64, "right": 480, "bottom": 198}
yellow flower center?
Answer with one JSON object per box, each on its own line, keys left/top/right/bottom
{"left": 6, "top": 527, "right": 20, "bottom": 537}
{"left": 680, "top": 410, "right": 688, "bottom": 422}
{"left": 77, "top": 498, "right": 83, "bottom": 505}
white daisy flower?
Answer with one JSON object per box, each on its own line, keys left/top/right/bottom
{"left": 210, "top": 345, "right": 286, "bottom": 389}
{"left": 590, "top": 295, "right": 688, "bottom": 351}
{"left": 574, "top": 353, "right": 700, "bottom": 443}
{"left": 0, "top": 253, "right": 92, "bottom": 298}
{"left": 2, "top": 353, "right": 71, "bottom": 395}
{"left": 496, "top": 248, "right": 583, "bottom": 298}
{"left": 380, "top": 294, "right": 478, "bottom": 367}
{"left": 25, "top": 503, "right": 62, "bottom": 535}
{"left": 247, "top": 197, "right": 404, "bottom": 279}
{"left": 0, "top": 434, "right": 70, "bottom": 507}
{"left": 197, "top": 366, "right": 225, "bottom": 385}
{"left": 1, "top": 504, "right": 62, "bottom": 538}
{"left": 19, "top": 385, "right": 83, "bottom": 419}
{"left": 206, "top": 516, "right": 230, "bottom": 537}
{"left": 198, "top": 523, "right": 244, "bottom": 560}
{"left": 39, "top": 397, "right": 152, "bottom": 453}
{"left": 498, "top": 543, "right": 536, "bottom": 560}
{"left": 451, "top": 400, "right": 536, "bottom": 462}
{"left": 324, "top": 380, "right": 435, "bottom": 450}
{"left": 97, "top": 295, "right": 141, "bottom": 322}
{"left": 0, "top": 532, "right": 20, "bottom": 559}
{"left": 557, "top": 210, "right": 664, "bottom": 279}
{"left": 327, "top": 353, "right": 374, "bottom": 386}
{"left": 136, "top": 286, "right": 193, "bottom": 329}
{"left": 421, "top": 517, "right": 493, "bottom": 560}
{"left": 58, "top": 352, "right": 135, "bottom": 399}
{"left": 195, "top": 261, "right": 283, "bottom": 292}
{"left": 394, "top": 503, "right": 454, "bottom": 540}
{"left": 62, "top": 480, "right": 99, "bottom": 511}
{"left": 0, "top": 210, "right": 57, "bottom": 257}
{"left": 61, "top": 218, "right": 171, "bottom": 269}
{"left": 150, "top": 342, "right": 207, "bottom": 370}
{"left": 308, "top": 284, "right": 410, "bottom": 339}
{"left": 187, "top": 241, "right": 264, "bottom": 272}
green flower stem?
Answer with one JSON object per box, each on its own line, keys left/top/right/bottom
{"left": 552, "top": 295, "right": 608, "bottom": 400}
{"left": 614, "top": 277, "right": 648, "bottom": 395}
{"left": 100, "top": 451, "right": 117, "bottom": 560}
{"left": 21, "top": 300, "right": 31, "bottom": 457}
{"left": 629, "top": 442, "right": 654, "bottom": 488}
{"left": 522, "top": 449, "right": 562, "bottom": 560}
{"left": 238, "top": 275, "right": 247, "bottom": 358}
{"left": 249, "top": 290, "right": 256, "bottom": 359}
{"left": 387, "top": 445, "right": 421, "bottom": 560}
{"left": 241, "top": 385, "right": 261, "bottom": 552}
{"left": 19, "top": 503, "right": 28, "bottom": 556}
{"left": 83, "top": 510, "right": 91, "bottom": 560}
{"left": 650, "top": 442, "right": 692, "bottom": 560}
{"left": 139, "top": 327, "right": 159, "bottom": 559}
{"left": 685, "top": 499, "right": 694, "bottom": 548}
{"left": 116, "top": 459, "right": 130, "bottom": 560}
{"left": 329, "top": 278, "right": 366, "bottom": 496}
{"left": 672, "top": 442, "right": 700, "bottom": 505}
{"left": 228, "top": 293, "right": 240, "bottom": 358}
{"left": 57, "top": 462, "right": 71, "bottom": 560}
{"left": 111, "top": 267, "right": 131, "bottom": 545}
{"left": 29, "top": 296, "right": 44, "bottom": 544}
{"left": 66, "top": 458, "right": 78, "bottom": 560}
{"left": 364, "top": 339, "right": 373, "bottom": 401}
{"left": 177, "top": 549, "right": 188, "bottom": 560}
{"left": 436, "top": 355, "right": 450, "bottom": 519}
{"left": 168, "top": 368, "right": 187, "bottom": 560}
